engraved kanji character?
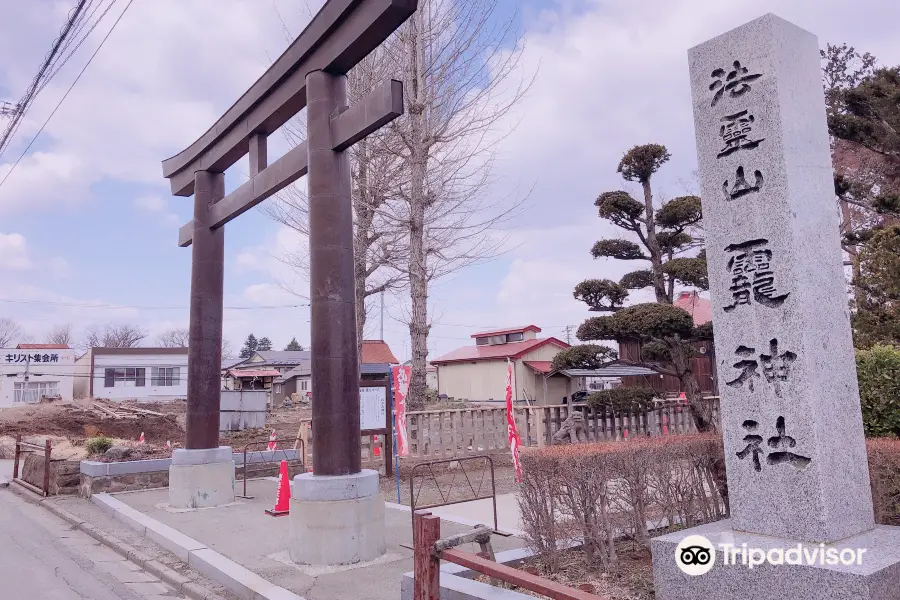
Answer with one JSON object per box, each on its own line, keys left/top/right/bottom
{"left": 736, "top": 419, "right": 764, "bottom": 472}
{"left": 50, "top": 354, "right": 58, "bottom": 363}
{"left": 41, "top": 354, "right": 50, "bottom": 362}
{"left": 766, "top": 416, "right": 811, "bottom": 469}
{"left": 723, "top": 239, "right": 789, "bottom": 311}
{"left": 718, "top": 110, "right": 765, "bottom": 158}
{"left": 710, "top": 60, "right": 763, "bottom": 106}
{"left": 723, "top": 166, "right": 764, "bottom": 200}
{"left": 726, "top": 345, "right": 760, "bottom": 391}
{"left": 759, "top": 339, "right": 797, "bottom": 384}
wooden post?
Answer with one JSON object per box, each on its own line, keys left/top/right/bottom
{"left": 13, "top": 434, "right": 20, "bottom": 480}
{"left": 43, "top": 439, "right": 51, "bottom": 497}
{"left": 413, "top": 511, "right": 441, "bottom": 600}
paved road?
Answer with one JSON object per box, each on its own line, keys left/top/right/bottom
{"left": 0, "top": 488, "right": 186, "bottom": 599}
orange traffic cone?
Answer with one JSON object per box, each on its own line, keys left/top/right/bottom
{"left": 137, "top": 432, "right": 145, "bottom": 445}
{"left": 267, "top": 430, "right": 278, "bottom": 451}
{"left": 266, "top": 460, "right": 291, "bottom": 517}
{"left": 373, "top": 435, "right": 381, "bottom": 457}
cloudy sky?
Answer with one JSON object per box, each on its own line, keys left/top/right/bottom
{"left": 1, "top": 0, "right": 898, "bottom": 361}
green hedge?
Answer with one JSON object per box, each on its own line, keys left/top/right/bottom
{"left": 857, "top": 345, "right": 900, "bottom": 438}
{"left": 584, "top": 387, "right": 657, "bottom": 411}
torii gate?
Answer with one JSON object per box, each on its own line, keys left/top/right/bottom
{"left": 162, "top": 0, "right": 416, "bottom": 542}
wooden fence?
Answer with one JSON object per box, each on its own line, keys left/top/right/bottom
{"left": 404, "top": 399, "right": 720, "bottom": 460}
{"left": 293, "top": 398, "right": 721, "bottom": 468}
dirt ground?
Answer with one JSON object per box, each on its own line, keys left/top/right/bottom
{"left": 474, "top": 543, "right": 654, "bottom": 600}
{"left": 0, "top": 398, "right": 184, "bottom": 459}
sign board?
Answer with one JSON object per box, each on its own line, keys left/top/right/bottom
{"left": 360, "top": 385, "right": 387, "bottom": 432}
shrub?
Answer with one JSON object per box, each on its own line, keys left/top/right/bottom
{"left": 584, "top": 387, "right": 657, "bottom": 412}
{"left": 856, "top": 345, "right": 900, "bottom": 438}
{"left": 518, "top": 434, "right": 724, "bottom": 570}
{"left": 868, "top": 438, "right": 900, "bottom": 526}
{"left": 85, "top": 436, "right": 113, "bottom": 456}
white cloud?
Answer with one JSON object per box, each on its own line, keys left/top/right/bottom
{"left": 0, "top": 0, "right": 310, "bottom": 215}
{"left": 0, "top": 233, "right": 32, "bottom": 270}
{"left": 133, "top": 194, "right": 180, "bottom": 226}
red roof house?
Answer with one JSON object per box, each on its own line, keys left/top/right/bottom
{"left": 361, "top": 340, "right": 399, "bottom": 364}
{"left": 431, "top": 325, "right": 569, "bottom": 404}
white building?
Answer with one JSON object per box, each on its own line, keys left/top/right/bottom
{"left": 0, "top": 345, "right": 76, "bottom": 407}
{"left": 74, "top": 347, "right": 189, "bottom": 402}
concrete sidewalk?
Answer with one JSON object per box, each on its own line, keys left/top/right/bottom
{"left": 112, "top": 479, "right": 525, "bottom": 600}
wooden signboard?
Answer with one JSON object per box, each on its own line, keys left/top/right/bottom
{"left": 360, "top": 380, "right": 392, "bottom": 477}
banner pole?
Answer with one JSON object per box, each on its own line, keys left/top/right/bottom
{"left": 390, "top": 369, "right": 401, "bottom": 504}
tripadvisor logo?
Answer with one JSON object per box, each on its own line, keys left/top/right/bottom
{"left": 675, "top": 535, "right": 716, "bottom": 576}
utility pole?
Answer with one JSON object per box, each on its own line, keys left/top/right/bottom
{"left": 380, "top": 290, "right": 384, "bottom": 340}
{"left": 564, "top": 325, "right": 573, "bottom": 345}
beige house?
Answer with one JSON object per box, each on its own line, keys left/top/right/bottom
{"left": 431, "top": 326, "right": 569, "bottom": 404}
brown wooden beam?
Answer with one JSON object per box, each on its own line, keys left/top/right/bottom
{"left": 178, "top": 78, "right": 403, "bottom": 247}
{"left": 249, "top": 133, "right": 267, "bottom": 176}
{"left": 178, "top": 141, "right": 308, "bottom": 247}
{"left": 162, "top": 0, "right": 416, "bottom": 197}
{"left": 439, "top": 549, "right": 605, "bottom": 600}
{"left": 332, "top": 79, "right": 403, "bottom": 151}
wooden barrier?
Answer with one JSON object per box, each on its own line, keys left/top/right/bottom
{"left": 413, "top": 510, "right": 606, "bottom": 600}
{"left": 296, "top": 399, "right": 721, "bottom": 464}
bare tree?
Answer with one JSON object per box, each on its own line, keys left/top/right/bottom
{"left": 82, "top": 323, "right": 146, "bottom": 349}
{"left": 156, "top": 328, "right": 190, "bottom": 348}
{"left": 264, "top": 7, "right": 408, "bottom": 360}
{"left": 389, "top": 0, "right": 532, "bottom": 405}
{"left": 0, "top": 317, "right": 23, "bottom": 348}
{"left": 45, "top": 323, "right": 75, "bottom": 347}
{"left": 155, "top": 326, "right": 233, "bottom": 357}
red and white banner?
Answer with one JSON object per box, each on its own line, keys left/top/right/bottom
{"left": 392, "top": 365, "right": 411, "bottom": 457}
{"left": 505, "top": 359, "right": 523, "bottom": 482}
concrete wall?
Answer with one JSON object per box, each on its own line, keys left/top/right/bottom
{"left": 91, "top": 352, "right": 189, "bottom": 402}
{"left": 0, "top": 348, "right": 76, "bottom": 407}
{"left": 220, "top": 390, "right": 268, "bottom": 431}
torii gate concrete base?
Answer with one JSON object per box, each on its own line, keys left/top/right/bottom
{"left": 168, "top": 447, "right": 235, "bottom": 509}
{"left": 289, "top": 470, "right": 385, "bottom": 565}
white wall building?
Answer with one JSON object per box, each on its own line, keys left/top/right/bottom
{"left": 75, "top": 347, "right": 189, "bottom": 402}
{"left": 0, "top": 346, "right": 76, "bottom": 408}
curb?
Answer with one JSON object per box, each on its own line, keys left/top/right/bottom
{"left": 6, "top": 485, "right": 228, "bottom": 600}
{"left": 91, "top": 493, "right": 305, "bottom": 600}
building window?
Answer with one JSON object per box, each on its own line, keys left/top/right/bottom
{"left": 104, "top": 368, "right": 146, "bottom": 388}
{"left": 506, "top": 332, "right": 524, "bottom": 342}
{"left": 300, "top": 380, "right": 308, "bottom": 391}
{"left": 14, "top": 381, "right": 60, "bottom": 403}
{"left": 475, "top": 336, "right": 489, "bottom": 346}
{"left": 151, "top": 367, "right": 180, "bottom": 387}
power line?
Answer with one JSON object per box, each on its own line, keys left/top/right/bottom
{"left": 0, "top": 0, "right": 89, "bottom": 159}
{"left": 0, "top": 0, "right": 134, "bottom": 191}
{"left": 0, "top": 298, "right": 309, "bottom": 310}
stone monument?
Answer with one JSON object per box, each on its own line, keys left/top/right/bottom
{"left": 651, "top": 14, "right": 900, "bottom": 599}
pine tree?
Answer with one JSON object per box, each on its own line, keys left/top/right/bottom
{"left": 239, "top": 334, "right": 258, "bottom": 359}
{"left": 257, "top": 337, "right": 273, "bottom": 352}
{"left": 284, "top": 338, "right": 304, "bottom": 351}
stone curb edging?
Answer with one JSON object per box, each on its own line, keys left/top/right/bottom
{"left": 91, "top": 492, "right": 305, "bottom": 600}
{"left": 6, "top": 484, "right": 228, "bottom": 600}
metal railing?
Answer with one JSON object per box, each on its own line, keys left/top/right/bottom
{"left": 235, "top": 439, "right": 305, "bottom": 499}
{"left": 12, "top": 434, "right": 51, "bottom": 497}
{"left": 410, "top": 455, "right": 497, "bottom": 532}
